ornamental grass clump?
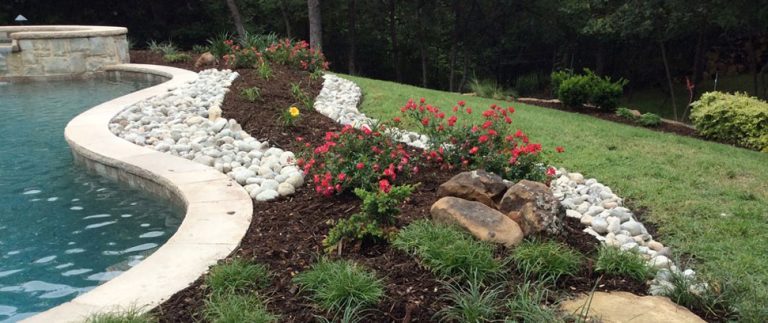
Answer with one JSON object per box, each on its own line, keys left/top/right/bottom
{"left": 297, "top": 123, "right": 418, "bottom": 196}
{"left": 594, "top": 245, "right": 655, "bottom": 282}
{"left": 293, "top": 259, "right": 384, "bottom": 312}
{"left": 205, "top": 258, "right": 271, "bottom": 296}
{"left": 511, "top": 240, "right": 582, "bottom": 282}
{"left": 398, "top": 98, "right": 555, "bottom": 182}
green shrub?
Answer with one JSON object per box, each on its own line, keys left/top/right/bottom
{"left": 147, "top": 40, "right": 178, "bottom": 56}
{"left": 594, "top": 246, "right": 655, "bottom": 281}
{"left": 435, "top": 277, "right": 504, "bottom": 322}
{"left": 552, "top": 69, "right": 627, "bottom": 111}
{"left": 690, "top": 91, "right": 768, "bottom": 152}
{"left": 324, "top": 185, "right": 415, "bottom": 253}
{"left": 240, "top": 87, "right": 262, "bottom": 102}
{"left": 206, "top": 33, "right": 233, "bottom": 59}
{"left": 203, "top": 293, "right": 278, "bottom": 323}
{"left": 468, "top": 78, "right": 514, "bottom": 100}
{"left": 505, "top": 280, "right": 563, "bottom": 322}
{"left": 638, "top": 113, "right": 662, "bottom": 127}
{"left": 205, "top": 258, "right": 271, "bottom": 296}
{"left": 86, "top": 308, "right": 155, "bottom": 323}
{"left": 511, "top": 240, "right": 582, "bottom": 281}
{"left": 293, "top": 259, "right": 384, "bottom": 311}
{"left": 239, "top": 32, "right": 278, "bottom": 51}
{"left": 192, "top": 44, "right": 210, "bottom": 54}
{"left": 163, "top": 53, "right": 191, "bottom": 63}
{"left": 616, "top": 107, "right": 638, "bottom": 120}
{"left": 393, "top": 220, "right": 503, "bottom": 281}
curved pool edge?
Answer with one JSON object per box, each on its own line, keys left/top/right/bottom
{"left": 22, "top": 64, "right": 253, "bottom": 322}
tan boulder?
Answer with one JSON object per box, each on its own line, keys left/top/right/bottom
{"left": 195, "top": 52, "right": 216, "bottom": 68}
{"left": 437, "top": 170, "right": 508, "bottom": 208}
{"left": 561, "top": 292, "right": 705, "bottom": 323}
{"left": 498, "top": 180, "right": 561, "bottom": 235}
{"left": 431, "top": 196, "right": 523, "bottom": 247}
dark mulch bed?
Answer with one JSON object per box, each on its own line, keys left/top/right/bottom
{"left": 131, "top": 51, "right": 651, "bottom": 321}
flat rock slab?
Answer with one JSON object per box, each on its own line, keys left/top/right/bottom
{"left": 561, "top": 291, "right": 705, "bottom": 323}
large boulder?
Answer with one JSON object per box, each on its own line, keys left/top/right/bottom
{"left": 437, "top": 170, "right": 508, "bottom": 208}
{"left": 431, "top": 196, "right": 524, "bottom": 247}
{"left": 560, "top": 292, "right": 705, "bottom": 323}
{"left": 498, "top": 180, "right": 561, "bottom": 235}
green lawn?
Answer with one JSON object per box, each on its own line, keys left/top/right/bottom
{"left": 341, "top": 74, "right": 768, "bottom": 320}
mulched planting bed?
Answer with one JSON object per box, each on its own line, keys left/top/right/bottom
{"left": 131, "top": 51, "right": 650, "bottom": 321}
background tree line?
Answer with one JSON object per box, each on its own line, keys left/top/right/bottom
{"left": 3, "top": 0, "right": 767, "bottom": 119}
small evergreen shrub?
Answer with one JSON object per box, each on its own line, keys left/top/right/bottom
{"left": 205, "top": 258, "right": 271, "bottom": 296}
{"left": 293, "top": 259, "right": 384, "bottom": 311}
{"left": 616, "top": 107, "right": 638, "bottom": 120}
{"left": 552, "top": 69, "right": 627, "bottom": 111}
{"left": 638, "top": 113, "right": 662, "bottom": 127}
{"left": 594, "top": 246, "right": 655, "bottom": 281}
{"left": 690, "top": 91, "right": 768, "bottom": 152}
{"left": 436, "top": 277, "right": 505, "bottom": 322}
{"left": 393, "top": 220, "right": 502, "bottom": 281}
{"left": 511, "top": 240, "right": 582, "bottom": 281}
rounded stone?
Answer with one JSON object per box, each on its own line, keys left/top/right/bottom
{"left": 255, "top": 189, "right": 279, "bottom": 202}
{"left": 566, "top": 209, "right": 582, "bottom": 219}
{"left": 261, "top": 179, "right": 280, "bottom": 191}
{"left": 648, "top": 240, "right": 664, "bottom": 251}
{"left": 591, "top": 217, "right": 608, "bottom": 234}
{"left": 286, "top": 174, "right": 304, "bottom": 188}
{"left": 277, "top": 183, "right": 295, "bottom": 196}
{"left": 580, "top": 214, "right": 593, "bottom": 226}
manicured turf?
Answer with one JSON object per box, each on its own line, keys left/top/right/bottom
{"left": 341, "top": 74, "right": 768, "bottom": 320}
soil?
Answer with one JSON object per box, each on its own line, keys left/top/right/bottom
{"left": 128, "top": 50, "right": 693, "bottom": 322}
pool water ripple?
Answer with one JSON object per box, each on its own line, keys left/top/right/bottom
{"left": 0, "top": 79, "right": 183, "bottom": 322}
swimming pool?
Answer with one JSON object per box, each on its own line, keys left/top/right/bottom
{"left": 0, "top": 79, "right": 183, "bottom": 322}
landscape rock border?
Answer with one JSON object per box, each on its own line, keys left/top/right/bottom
{"left": 24, "top": 64, "right": 253, "bottom": 323}
{"left": 313, "top": 73, "right": 704, "bottom": 296}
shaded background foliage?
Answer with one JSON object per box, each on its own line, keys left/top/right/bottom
{"left": 3, "top": 0, "right": 767, "bottom": 119}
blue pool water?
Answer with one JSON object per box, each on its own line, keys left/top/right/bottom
{"left": 0, "top": 79, "right": 183, "bottom": 322}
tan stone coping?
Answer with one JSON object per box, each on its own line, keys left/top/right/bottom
{"left": 0, "top": 25, "right": 127, "bottom": 40}
{"left": 22, "top": 64, "right": 253, "bottom": 322}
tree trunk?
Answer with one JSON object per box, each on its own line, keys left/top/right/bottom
{"left": 347, "top": 0, "right": 356, "bottom": 74}
{"left": 660, "top": 41, "right": 678, "bottom": 120}
{"left": 308, "top": 0, "right": 322, "bottom": 50}
{"left": 448, "top": 1, "right": 461, "bottom": 92}
{"left": 225, "top": 0, "right": 246, "bottom": 37}
{"left": 388, "top": 0, "right": 401, "bottom": 82}
{"left": 417, "top": 0, "right": 427, "bottom": 87}
{"left": 682, "top": 31, "right": 706, "bottom": 121}
{"left": 458, "top": 48, "right": 469, "bottom": 92}
{"left": 278, "top": 0, "right": 292, "bottom": 39}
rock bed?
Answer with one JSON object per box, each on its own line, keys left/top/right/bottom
{"left": 312, "top": 73, "right": 704, "bottom": 296}
{"left": 110, "top": 69, "right": 304, "bottom": 202}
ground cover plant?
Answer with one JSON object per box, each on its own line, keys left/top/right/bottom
{"left": 293, "top": 259, "right": 384, "bottom": 314}
{"left": 594, "top": 245, "right": 656, "bottom": 282}
{"left": 132, "top": 43, "right": 758, "bottom": 321}
{"left": 342, "top": 73, "right": 768, "bottom": 320}
{"left": 511, "top": 240, "right": 582, "bottom": 282}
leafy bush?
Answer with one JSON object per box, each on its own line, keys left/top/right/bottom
{"left": 690, "top": 91, "right": 768, "bottom": 152}
{"left": 203, "top": 293, "right": 278, "bottom": 323}
{"left": 511, "top": 240, "right": 582, "bottom": 281}
{"left": 468, "top": 78, "right": 514, "bottom": 100}
{"left": 297, "top": 124, "right": 417, "bottom": 196}
{"left": 436, "top": 277, "right": 505, "bottom": 322}
{"left": 240, "top": 87, "right": 261, "bottom": 102}
{"left": 264, "top": 38, "right": 329, "bottom": 72}
{"left": 192, "top": 44, "right": 209, "bottom": 54}
{"left": 393, "top": 220, "right": 503, "bottom": 281}
{"left": 163, "top": 53, "right": 191, "bottom": 63}
{"left": 324, "top": 185, "right": 414, "bottom": 252}
{"left": 616, "top": 107, "right": 638, "bottom": 120}
{"left": 205, "top": 258, "right": 271, "bottom": 296}
{"left": 206, "top": 33, "right": 233, "bottom": 59}
{"left": 399, "top": 99, "right": 554, "bottom": 182}
{"left": 552, "top": 69, "right": 627, "bottom": 111}
{"left": 638, "top": 113, "right": 662, "bottom": 127}
{"left": 594, "top": 246, "right": 655, "bottom": 281}
{"left": 293, "top": 259, "right": 384, "bottom": 312}
{"left": 238, "top": 31, "right": 278, "bottom": 52}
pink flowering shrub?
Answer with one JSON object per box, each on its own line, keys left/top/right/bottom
{"left": 220, "top": 38, "right": 328, "bottom": 72}
{"left": 297, "top": 124, "right": 417, "bottom": 197}
{"left": 398, "top": 98, "right": 559, "bottom": 182}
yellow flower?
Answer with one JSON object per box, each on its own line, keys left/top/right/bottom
{"left": 289, "top": 106, "right": 300, "bottom": 118}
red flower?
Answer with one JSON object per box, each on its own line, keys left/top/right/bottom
{"left": 546, "top": 167, "right": 556, "bottom": 176}
{"left": 469, "top": 146, "right": 479, "bottom": 154}
{"left": 505, "top": 135, "right": 514, "bottom": 142}
{"left": 421, "top": 117, "right": 430, "bottom": 126}
{"left": 478, "top": 135, "right": 489, "bottom": 143}
{"left": 482, "top": 110, "right": 495, "bottom": 117}
{"left": 458, "top": 100, "right": 466, "bottom": 107}
{"left": 437, "top": 112, "right": 445, "bottom": 119}
{"left": 508, "top": 106, "right": 515, "bottom": 113}
{"left": 504, "top": 116, "right": 512, "bottom": 124}
{"left": 337, "top": 173, "right": 347, "bottom": 181}
{"left": 448, "top": 115, "right": 458, "bottom": 126}
{"left": 379, "top": 179, "right": 392, "bottom": 193}
{"left": 362, "top": 127, "right": 372, "bottom": 135}
{"left": 453, "top": 106, "right": 459, "bottom": 112}
{"left": 356, "top": 162, "right": 365, "bottom": 169}
{"left": 420, "top": 97, "right": 426, "bottom": 104}
{"left": 466, "top": 107, "right": 473, "bottom": 114}
{"left": 482, "top": 121, "right": 493, "bottom": 129}
{"left": 556, "top": 146, "right": 565, "bottom": 153}
{"left": 514, "top": 130, "right": 524, "bottom": 137}
{"left": 393, "top": 116, "right": 401, "bottom": 123}
{"left": 487, "top": 129, "right": 498, "bottom": 136}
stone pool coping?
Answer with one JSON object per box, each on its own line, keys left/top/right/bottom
{"left": 22, "top": 64, "right": 253, "bottom": 322}
{"left": 0, "top": 25, "right": 127, "bottom": 42}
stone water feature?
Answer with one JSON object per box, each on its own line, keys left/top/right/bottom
{"left": 0, "top": 25, "right": 129, "bottom": 81}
